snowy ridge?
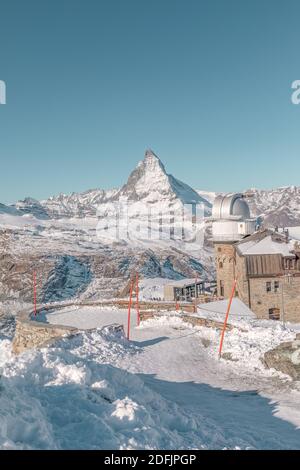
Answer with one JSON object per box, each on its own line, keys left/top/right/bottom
{"left": 0, "top": 203, "right": 21, "bottom": 216}
{"left": 246, "top": 186, "right": 300, "bottom": 227}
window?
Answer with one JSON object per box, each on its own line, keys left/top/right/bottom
{"left": 284, "top": 258, "right": 295, "bottom": 270}
{"left": 274, "top": 281, "right": 280, "bottom": 293}
{"left": 266, "top": 282, "right": 272, "bottom": 293}
{"left": 220, "top": 280, "right": 224, "bottom": 297}
{"left": 269, "top": 308, "right": 280, "bottom": 321}
{"left": 218, "top": 247, "right": 222, "bottom": 252}
{"left": 219, "top": 262, "right": 223, "bottom": 269}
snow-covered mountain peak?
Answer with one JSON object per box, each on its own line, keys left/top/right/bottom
{"left": 135, "top": 149, "right": 168, "bottom": 178}
{"left": 116, "top": 150, "right": 211, "bottom": 209}
{"left": 142, "top": 148, "right": 163, "bottom": 165}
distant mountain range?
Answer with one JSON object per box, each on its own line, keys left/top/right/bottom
{"left": 12, "top": 149, "right": 211, "bottom": 220}
{"left": 7, "top": 151, "right": 299, "bottom": 229}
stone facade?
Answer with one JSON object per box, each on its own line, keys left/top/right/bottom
{"left": 214, "top": 243, "right": 236, "bottom": 299}
{"left": 248, "top": 275, "right": 300, "bottom": 321}
{"left": 214, "top": 238, "right": 300, "bottom": 323}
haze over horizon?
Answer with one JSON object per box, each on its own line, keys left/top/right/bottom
{"left": 1, "top": 0, "right": 300, "bottom": 203}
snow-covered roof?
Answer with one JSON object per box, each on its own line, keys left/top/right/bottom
{"left": 166, "top": 278, "right": 203, "bottom": 288}
{"left": 197, "top": 298, "right": 256, "bottom": 319}
{"left": 237, "top": 234, "right": 295, "bottom": 257}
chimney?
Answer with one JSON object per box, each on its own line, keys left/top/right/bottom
{"left": 284, "top": 229, "right": 289, "bottom": 243}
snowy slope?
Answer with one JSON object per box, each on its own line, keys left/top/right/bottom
{"left": 1, "top": 311, "right": 300, "bottom": 449}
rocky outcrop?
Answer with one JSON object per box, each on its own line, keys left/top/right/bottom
{"left": 14, "top": 197, "right": 50, "bottom": 219}
{"left": 264, "top": 335, "right": 300, "bottom": 379}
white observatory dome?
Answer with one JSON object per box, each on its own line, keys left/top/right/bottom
{"left": 212, "top": 193, "right": 256, "bottom": 242}
{"left": 212, "top": 193, "right": 250, "bottom": 220}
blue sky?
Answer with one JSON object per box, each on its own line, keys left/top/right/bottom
{"left": 0, "top": 0, "right": 300, "bottom": 203}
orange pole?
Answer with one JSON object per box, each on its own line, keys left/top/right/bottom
{"left": 218, "top": 279, "right": 237, "bottom": 359}
{"left": 33, "top": 271, "right": 37, "bottom": 316}
{"left": 127, "top": 279, "right": 133, "bottom": 340}
{"left": 136, "top": 272, "right": 140, "bottom": 326}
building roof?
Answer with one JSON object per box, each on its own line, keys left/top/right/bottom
{"left": 236, "top": 229, "right": 296, "bottom": 257}
{"left": 165, "top": 278, "right": 203, "bottom": 288}
{"left": 197, "top": 298, "right": 256, "bottom": 320}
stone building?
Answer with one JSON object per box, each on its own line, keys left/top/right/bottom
{"left": 212, "top": 193, "right": 300, "bottom": 322}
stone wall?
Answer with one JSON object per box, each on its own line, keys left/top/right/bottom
{"left": 235, "top": 251, "right": 250, "bottom": 307}
{"left": 181, "top": 315, "right": 237, "bottom": 331}
{"left": 12, "top": 309, "right": 78, "bottom": 354}
{"left": 214, "top": 242, "right": 236, "bottom": 298}
{"left": 248, "top": 276, "right": 300, "bottom": 322}
{"left": 140, "top": 311, "right": 240, "bottom": 332}
{"left": 12, "top": 300, "right": 192, "bottom": 354}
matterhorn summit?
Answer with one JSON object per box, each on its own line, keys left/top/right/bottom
{"left": 115, "top": 149, "right": 211, "bottom": 210}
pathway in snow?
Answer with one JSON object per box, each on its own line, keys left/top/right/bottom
{"left": 45, "top": 306, "right": 300, "bottom": 449}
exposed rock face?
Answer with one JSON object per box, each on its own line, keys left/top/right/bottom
{"left": 42, "top": 256, "right": 92, "bottom": 303}
{"left": 14, "top": 198, "right": 50, "bottom": 220}
{"left": 0, "top": 203, "right": 21, "bottom": 216}
{"left": 264, "top": 336, "right": 300, "bottom": 379}
{"left": 0, "top": 226, "right": 212, "bottom": 308}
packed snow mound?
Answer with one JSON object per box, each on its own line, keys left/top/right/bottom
{"left": 1, "top": 314, "right": 300, "bottom": 449}
{"left": 0, "top": 327, "right": 213, "bottom": 450}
